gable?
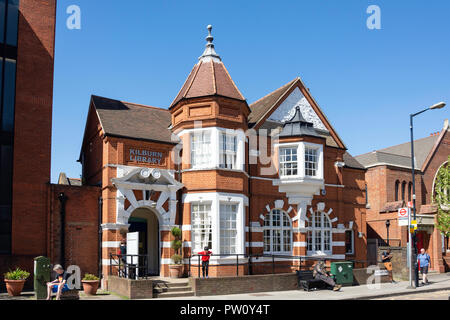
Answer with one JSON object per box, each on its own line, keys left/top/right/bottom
{"left": 251, "top": 78, "right": 346, "bottom": 149}
{"left": 268, "top": 87, "right": 328, "bottom": 131}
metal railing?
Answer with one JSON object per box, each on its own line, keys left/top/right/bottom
{"left": 187, "top": 253, "right": 357, "bottom": 278}
{"left": 377, "top": 239, "right": 402, "bottom": 247}
{"left": 109, "top": 254, "right": 149, "bottom": 279}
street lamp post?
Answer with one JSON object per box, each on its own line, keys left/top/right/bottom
{"left": 385, "top": 219, "right": 390, "bottom": 246}
{"left": 409, "top": 101, "right": 446, "bottom": 288}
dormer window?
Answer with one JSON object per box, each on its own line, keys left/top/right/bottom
{"left": 305, "top": 146, "right": 318, "bottom": 177}
{"left": 277, "top": 142, "right": 323, "bottom": 180}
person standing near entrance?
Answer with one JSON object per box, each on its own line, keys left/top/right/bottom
{"left": 417, "top": 248, "right": 431, "bottom": 285}
{"left": 198, "top": 246, "right": 212, "bottom": 278}
{"left": 381, "top": 248, "right": 396, "bottom": 283}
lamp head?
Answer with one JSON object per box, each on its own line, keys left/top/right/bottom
{"left": 429, "top": 102, "right": 446, "bottom": 110}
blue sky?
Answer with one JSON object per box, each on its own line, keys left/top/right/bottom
{"left": 51, "top": 0, "right": 449, "bottom": 182}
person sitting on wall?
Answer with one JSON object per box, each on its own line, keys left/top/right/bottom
{"left": 198, "top": 246, "right": 213, "bottom": 278}
{"left": 46, "top": 265, "right": 70, "bottom": 300}
{"left": 313, "top": 260, "right": 342, "bottom": 291}
{"left": 381, "top": 248, "right": 397, "bottom": 284}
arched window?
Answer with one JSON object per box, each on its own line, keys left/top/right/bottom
{"left": 395, "top": 180, "right": 400, "bottom": 201}
{"left": 263, "top": 209, "right": 292, "bottom": 253}
{"left": 402, "top": 181, "right": 407, "bottom": 201}
{"left": 408, "top": 182, "right": 413, "bottom": 202}
{"left": 307, "top": 211, "right": 332, "bottom": 255}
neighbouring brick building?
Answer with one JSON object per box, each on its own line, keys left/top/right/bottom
{"left": 0, "top": 0, "right": 102, "bottom": 289}
{"left": 74, "top": 26, "right": 368, "bottom": 283}
{"left": 355, "top": 120, "right": 450, "bottom": 272}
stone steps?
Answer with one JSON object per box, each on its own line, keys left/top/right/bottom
{"left": 153, "top": 280, "right": 194, "bottom": 298}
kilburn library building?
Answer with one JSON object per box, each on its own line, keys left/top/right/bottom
{"left": 1, "top": 0, "right": 448, "bottom": 291}
{"left": 78, "top": 25, "right": 368, "bottom": 280}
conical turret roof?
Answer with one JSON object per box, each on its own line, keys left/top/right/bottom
{"left": 170, "top": 25, "right": 245, "bottom": 108}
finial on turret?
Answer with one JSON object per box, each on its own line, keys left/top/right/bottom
{"left": 199, "top": 25, "right": 221, "bottom": 62}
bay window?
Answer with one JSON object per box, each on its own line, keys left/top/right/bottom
{"left": 220, "top": 203, "right": 238, "bottom": 254}
{"left": 279, "top": 147, "right": 298, "bottom": 176}
{"left": 304, "top": 147, "right": 318, "bottom": 177}
{"left": 219, "top": 133, "right": 237, "bottom": 169}
{"left": 191, "top": 203, "right": 212, "bottom": 252}
{"left": 191, "top": 131, "right": 211, "bottom": 169}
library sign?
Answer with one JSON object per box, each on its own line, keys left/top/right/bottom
{"left": 126, "top": 147, "right": 166, "bottom": 166}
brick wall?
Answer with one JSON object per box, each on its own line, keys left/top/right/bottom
{"left": 49, "top": 184, "right": 101, "bottom": 277}
{"left": 107, "top": 276, "right": 153, "bottom": 299}
{"left": 190, "top": 273, "right": 298, "bottom": 296}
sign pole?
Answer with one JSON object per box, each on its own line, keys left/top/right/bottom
{"left": 408, "top": 207, "right": 413, "bottom": 288}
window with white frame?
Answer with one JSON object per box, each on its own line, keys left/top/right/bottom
{"left": 279, "top": 147, "right": 298, "bottom": 176}
{"left": 305, "top": 147, "right": 318, "bottom": 177}
{"left": 263, "top": 209, "right": 292, "bottom": 253}
{"left": 191, "top": 131, "right": 211, "bottom": 169}
{"left": 219, "top": 133, "right": 237, "bottom": 169}
{"left": 220, "top": 203, "right": 238, "bottom": 254}
{"left": 307, "top": 211, "right": 332, "bottom": 254}
{"left": 191, "top": 203, "right": 212, "bottom": 252}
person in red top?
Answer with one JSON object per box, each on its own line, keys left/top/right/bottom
{"left": 198, "top": 246, "right": 212, "bottom": 278}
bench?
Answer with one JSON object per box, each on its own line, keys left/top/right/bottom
{"left": 296, "top": 270, "right": 330, "bottom": 292}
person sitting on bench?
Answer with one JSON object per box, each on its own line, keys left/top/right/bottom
{"left": 46, "top": 265, "right": 70, "bottom": 300}
{"left": 313, "top": 261, "right": 342, "bottom": 291}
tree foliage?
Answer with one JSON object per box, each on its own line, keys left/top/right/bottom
{"left": 434, "top": 156, "right": 450, "bottom": 237}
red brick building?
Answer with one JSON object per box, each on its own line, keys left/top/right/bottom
{"left": 76, "top": 26, "right": 367, "bottom": 282}
{"left": 0, "top": 0, "right": 102, "bottom": 288}
{"left": 355, "top": 120, "right": 450, "bottom": 272}
{"left": 0, "top": 0, "right": 57, "bottom": 279}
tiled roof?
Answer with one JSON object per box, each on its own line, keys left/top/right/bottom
{"left": 248, "top": 79, "right": 297, "bottom": 126}
{"left": 343, "top": 152, "right": 366, "bottom": 170}
{"left": 355, "top": 135, "right": 439, "bottom": 169}
{"left": 170, "top": 60, "right": 245, "bottom": 108}
{"left": 91, "top": 95, "right": 176, "bottom": 144}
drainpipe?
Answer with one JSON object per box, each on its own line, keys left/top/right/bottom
{"left": 58, "top": 192, "right": 68, "bottom": 269}
{"left": 98, "top": 197, "right": 103, "bottom": 279}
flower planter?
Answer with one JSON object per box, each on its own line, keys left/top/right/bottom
{"left": 81, "top": 280, "right": 100, "bottom": 295}
{"left": 169, "top": 265, "right": 183, "bottom": 278}
{"left": 4, "top": 280, "right": 26, "bottom": 297}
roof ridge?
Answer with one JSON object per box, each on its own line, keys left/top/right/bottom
{"left": 249, "top": 78, "right": 298, "bottom": 107}
{"left": 219, "top": 61, "right": 245, "bottom": 101}
{"left": 121, "top": 101, "right": 169, "bottom": 112}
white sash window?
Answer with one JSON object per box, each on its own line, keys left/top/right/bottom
{"left": 307, "top": 211, "right": 332, "bottom": 255}
{"left": 191, "top": 131, "right": 211, "bottom": 169}
{"left": 191, "top": 203, "right": 212, "bottom": 252}
{"left": 219, "top": 134, "right": 237, "bottom": 169}
{"left": 220, "top": 203, "right": 238, "bottom": 254}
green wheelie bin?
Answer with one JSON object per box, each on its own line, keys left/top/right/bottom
{"left": 330, "top": 262, "right": 354, "bottom": 285}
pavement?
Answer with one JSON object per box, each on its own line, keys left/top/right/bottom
{"left": 2, "top": 273, "right": 449, "bottom": 300}
{"left": 154, "top": 272, "right": 450, "bottom": 300}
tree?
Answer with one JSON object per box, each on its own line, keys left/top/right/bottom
{"left": 434, "top": 156, "right": 450, "bottom": 239}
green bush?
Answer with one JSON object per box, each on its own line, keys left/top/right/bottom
{"left": 171, "top": 239, "right": 182, "bottom": 251}
{"left": 171, "top": 227, "right": 182, "bottom": 238}
{"left": 83, "top": 273, "right": 100, "bottom": 281}
{"left": 171, "top": 254, "right": 182, "bottom": 265}
{"left": 4, "top": 268, "right": 30, "bottom": 281}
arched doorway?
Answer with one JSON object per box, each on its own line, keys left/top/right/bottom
{"left": 128, "top": 207, "right": 160, "bottom": 276}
